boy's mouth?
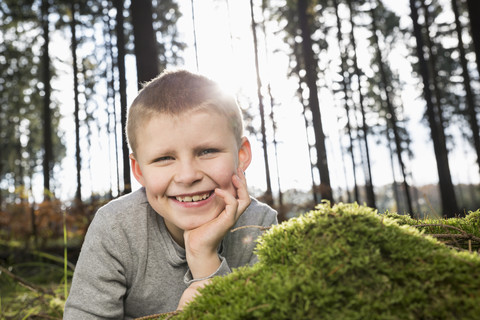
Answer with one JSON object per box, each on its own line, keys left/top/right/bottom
{"left": 174, "top": 191, "right": 213, "bottom": 203}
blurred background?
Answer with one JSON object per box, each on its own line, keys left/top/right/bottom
{"left": 1, "top": 0, "right": 480, "bottom": 251}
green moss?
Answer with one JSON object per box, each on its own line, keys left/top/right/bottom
{"left": 385, "top": 209, "right": 480, "bottom": 251}
{"left": 152, "top": 203, "right": 480, "bottom": 320}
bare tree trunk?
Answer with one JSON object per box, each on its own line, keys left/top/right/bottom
{"left": 465, "top": 0, "right": 480, "bottom": 79}
{"left": 261, "top": 2, "right": 283, "bottom": 209}
{"left": 369, "top": 0, "right": 413, "bottom": 216}
{"left": 297, "top": 0, "right": 333, "bottom": 203}
{"left": 104, "top": 1, "right": 121, "bottom": 197}
{"left": 70, "top": 0, "right": 82, "bottom": 202}
{"left": 249, "top": 0, "right": 273, "bottom": 205}
{"left": 451, "top": 0, "right": 480, "bottom": 177}
{"left": 409, "top": 0, "right": 459, "bottom": 217}
{"left": 333, "top": 0, "right": 359, "bottom": 203}
{"left": 294, "top": 42, "right": 319, "bottom": 205}
{"left": 387, "top": 132, "right": 402, "bottom": 213}
{"left": 113, "top": 0, "right": 131, "bottom": 194}
{"left": 346, "top": 0, "right": 376, "bottom": 208}
{"left": 131, "top": 0, "right": 159, "bottom": 89}
{"left": 41, "top": 0, "right": 53, "bottom": 201}
{"left": 421, "top": 1, "right": 451, "bottom": 193}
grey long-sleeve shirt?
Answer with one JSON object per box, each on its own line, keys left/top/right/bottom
{"left": 64, "top": 188, "right": 277, "bottom": 319}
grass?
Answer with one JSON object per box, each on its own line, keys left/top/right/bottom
{"left": 0, "top": 211, "right": 74, "bottom": 319}
{"left": 0, "top": 257, "right": 70, "bottom": 319}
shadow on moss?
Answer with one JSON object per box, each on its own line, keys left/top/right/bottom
{"left": 146, "top": 203, "right": 480, "bottom": 320}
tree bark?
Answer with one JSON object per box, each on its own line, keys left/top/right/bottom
{"left": 41, "top": 0, "right": 53, "bottom": 201}
{"left": 261, "top": 2, "right": 283, "bottom": 209}
{"left": 297, "top": 0, "right": 333, "bottom": 203}
{"left": 465, "top": 0, "right": 480, "bottom": 80}
{"left": 346, "top": 0, "right": 376, "bottom": 208}
{"left": 369, "top": 0, "right": 413, "bottom": 215}
{"left": 293, "top": 41, "right": 320, "bottom": 205}
{"left": 131, "top": 0, "right": 159, "bottom": 89}
{"left": 333, "top": 0, "right": 360, "bottom": 203}
{"left": 249, "top": 0, "right": 273, "bottom": 205}
{"left": 70, "top": 0, "right": 82, "bottom": 202}
{"left": 103, "top": 1, "right": 121, "bottom": 197}
{"left": 409, "top": 0, "right": 459, "bottom": 217}
{"left": 113, "top": 0, "right": 131, "bottom": 194}
{"left": 451, "top": 0, "right": 480, "bottom": 178}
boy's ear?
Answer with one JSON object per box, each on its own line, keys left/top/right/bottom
{"left": 130, "top": 153, "right": 146, "bottom": 187}
{"left": 238, "top": 137, "right": 252, "bottom": 172}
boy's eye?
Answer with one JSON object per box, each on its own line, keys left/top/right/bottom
{"left": 200, "top": 149, "right": 219, "bottom": 156}
{"left": 154, "top": 156, "right": 174, "bottom": 163}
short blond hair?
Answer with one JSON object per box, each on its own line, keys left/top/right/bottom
{"left": 126, "top": 69, "right": 244, "bottom": 154}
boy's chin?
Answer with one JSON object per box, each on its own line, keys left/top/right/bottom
{"left": 182, "top": 207, "right": 224, "bottom": 231}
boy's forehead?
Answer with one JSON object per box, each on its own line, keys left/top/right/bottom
{"left": 144, "top": 107, "right": 230, "bottom": 124}
{"left": 135, "top": 109, "right": 239, "bottom": 149}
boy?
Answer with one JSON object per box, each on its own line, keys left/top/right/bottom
{"left": 64, "top": 69, "right": 278, "bottom": 319}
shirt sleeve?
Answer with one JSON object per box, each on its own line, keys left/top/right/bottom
{"left": 183, "top": 255, "right": 231, "bottom": 285}
{"left": 234, "top": 198, "right": 279, "bottom": 267}
{"left": 64, "top": 210, "right": 129, "bottom": 319}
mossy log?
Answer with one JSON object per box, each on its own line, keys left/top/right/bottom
{"left": 145, "top": 203, "right": 480, "bottom": 320}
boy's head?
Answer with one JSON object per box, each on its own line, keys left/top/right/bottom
{"left": 127, "top": 69, "right": 252, "bottom": 246}
{"left": 127, "top": 69, "right": 244, "bottom": 156}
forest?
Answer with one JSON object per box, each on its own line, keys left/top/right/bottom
{"left": 0, "top": 0, "right": 479, "bottom": 317}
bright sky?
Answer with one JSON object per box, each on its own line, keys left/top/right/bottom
{"left": 172, "top": 0, "right": 479, "bottom": 196}
{"left": 47, "top": 0, "right": 479, "bottom": 203}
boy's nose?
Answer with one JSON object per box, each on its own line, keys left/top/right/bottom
{"left": 174, "top": 161, "right": 203, "bottom": 185}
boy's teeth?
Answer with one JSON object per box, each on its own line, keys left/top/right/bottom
{"left": 176, "top": 193, "right": 210, "bottom": 202}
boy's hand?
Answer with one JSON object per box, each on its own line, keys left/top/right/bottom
{"left": 183, "top": 168, "right": 250, "bottom": 279}
{"left": 177, "top": 279, "right": 211, "bottom": 310}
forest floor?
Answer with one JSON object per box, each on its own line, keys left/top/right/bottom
{"left": 0, "top": 241, "right": 79, "bottom": 319}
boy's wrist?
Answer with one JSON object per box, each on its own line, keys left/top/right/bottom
{"left": 187, "top": 252, "right": 221, "bottom": 280}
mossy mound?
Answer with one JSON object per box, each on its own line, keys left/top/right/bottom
{"left": 153, "top": 203, "right": 480, "bottom": 320}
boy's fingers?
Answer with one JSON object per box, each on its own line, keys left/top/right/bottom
{"left": 234, "top": 169, "right": 250, "bottom": 213}
{"left": 215, "top": 188, "right": 239, "bottom": 220}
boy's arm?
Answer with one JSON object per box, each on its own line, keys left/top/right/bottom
{"left": 64, "top": 212, "right": 128, "bottom": 319}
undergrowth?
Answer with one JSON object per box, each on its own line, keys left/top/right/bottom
{"left": 0, "top": 253, "right": 71, "bottom": 319}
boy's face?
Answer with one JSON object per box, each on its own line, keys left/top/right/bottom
{"left": 130, "top": 109, "right": 251, "bottom": 245}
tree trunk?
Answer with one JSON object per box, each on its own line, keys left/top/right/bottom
{"left": 409, "top": 0, "right": 459, "bottom": 217}
{"left": 131, "top": 0, "right": 159, "bottom": 89}
{"left": 190, "top": 0, "right": 199, "bottom": 70}
{"left": 333, "top": 0, "right": 359, "bottom": 203}
{"left": 41, "top": 0, "right": 53, "bottom": 201}
{"left": 387, "top": 132, "right": 402, "bottom": 213}
{"left": 346, "top": 0, "right": 376, "bottom": 208}
{"left": 369, "top": 0, "right": 413, "bottom": 216}
{"left": 297, "top": 0, "right": 333, "bottom": 203}
{"left": 249, "top": 0, "right": 273, "bottom": 205}
{"left": 465, "top": 0, "right": 480, "bottom": 79}
{"left": 452, "top": 0, "right": 480, "bottom": 177}
{"left": 294, "top": 42, "right": 320, "bottom": 205}
{"left": 104, "top": 1, "right": 121, "bottom": 197}
{"left": 261, "top": 2, "right": 283, "bottom": 209}
{"left": 113, "top": 0, "right": 131, "bottom": 194}
{"left": 70, "top": 0, "right": 82, "bottom": 202}
{"left": 421, "top": 1, "right": 451, "bottom": 192}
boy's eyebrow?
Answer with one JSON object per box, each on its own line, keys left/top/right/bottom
{"left": 193, "top": 140, "right": 227, "bottom": 152}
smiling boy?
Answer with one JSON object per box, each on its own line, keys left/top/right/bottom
{"left": 64, "top": 70, "right": 277, "bottom": 319}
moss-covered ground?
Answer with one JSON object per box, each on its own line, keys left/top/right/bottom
{"left": 147, "top": 203, "right": 480, "bottom": 320}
